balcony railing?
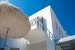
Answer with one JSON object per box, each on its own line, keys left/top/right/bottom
{"left": 37, "top": 19, "right": 43, "bottom": 29}
{"left": 30, "top": 16, "right": 43, "bottom": 30}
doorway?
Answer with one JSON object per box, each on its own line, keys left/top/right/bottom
{"left": 9, "top": 48, "right": 19, "bottom": 50}
{"left": 0, "top": 48, "right": 4, "bottom": 50}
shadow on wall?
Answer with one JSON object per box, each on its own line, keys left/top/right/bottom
{"left": 43, "top": 17, "right": 55, "bottom": 50}
{"left": 43, "top": 18, "right": 53, "bottom": 41}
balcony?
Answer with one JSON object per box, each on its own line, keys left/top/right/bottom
{"left": 24, "top": 17, "right": 46, "bottom": 44}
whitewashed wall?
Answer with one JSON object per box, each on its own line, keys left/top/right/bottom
{"left": 50, "top": 7, "right": 67, "bottom": 40}
{"left": 29, "top": 5, "right": 55, "bottom": 50}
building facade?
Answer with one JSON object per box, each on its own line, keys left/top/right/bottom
{"left": 0, "top": 5, "right": 68, "bottom": 50}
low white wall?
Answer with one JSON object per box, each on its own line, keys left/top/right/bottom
{"left": 27, "top": 41, "right": 47, "bottom": 50}
{"left": 0, "top": 37, "right": 28, "bottom": 50}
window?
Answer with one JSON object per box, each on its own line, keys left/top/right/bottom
{"left": 55, "top": 22, "right": 58, "bottom": 30}
{"left": 59, "top": 27, "right": 61, "bottom": 35}
{"left": 61, "top": 32, "right": 63, "bottom": 38}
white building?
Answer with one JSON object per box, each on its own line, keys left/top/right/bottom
{"left": 0, "top": 5, "right": 75, "bottom": 50}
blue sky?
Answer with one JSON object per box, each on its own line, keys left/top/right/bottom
{"left": 9, "top": 0, "right": 75, "bottom": 36}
